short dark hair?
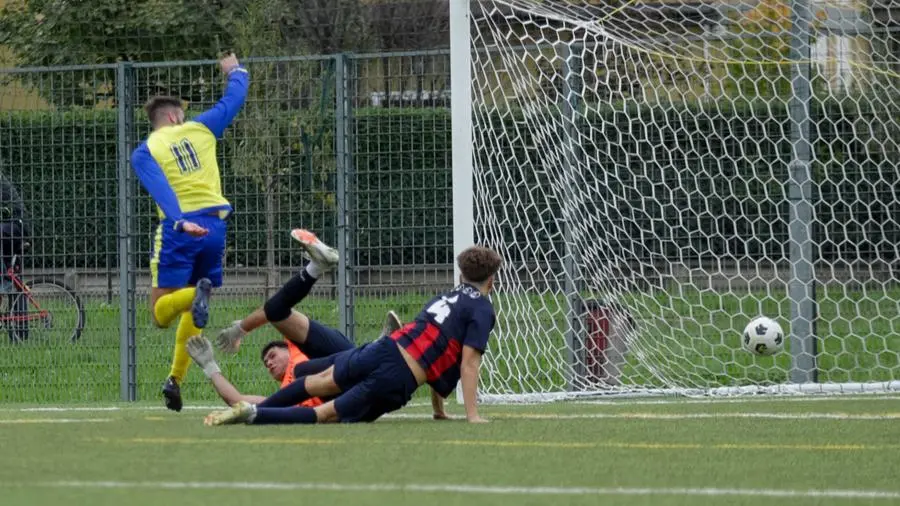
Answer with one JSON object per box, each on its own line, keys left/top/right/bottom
{"left": 260, "top": 341, "right": 288, "bottom": 362}
{"left": 144, "top": 96, "right": 183, "bottom": 125}
{"left": 457, "top": 246, "right": 502, "bottom": 284}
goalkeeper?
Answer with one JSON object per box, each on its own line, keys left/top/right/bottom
{"left": 205, "top": 245, "right": 501, "bottom": 425}
{"left": 187, "top": 229, "right": 402, "bottom": 407}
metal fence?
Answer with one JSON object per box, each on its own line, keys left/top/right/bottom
{"left": 0, "top": 51, "right": 454, "bottom": 403}
{"left": 1, "top": 43, "right": 898, "bottom": 402}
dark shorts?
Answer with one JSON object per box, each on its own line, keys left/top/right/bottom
{"left": 290, "top": 320, "right": 355, "bottom": 379}
{"left": 151, "top": 215, "right": 227, "bottom": 288}
{"left": 303, "top": 319, "right": 355, "bottom": 358}
{"left": 331, "top": 338, "right": 419, "bottom": 423}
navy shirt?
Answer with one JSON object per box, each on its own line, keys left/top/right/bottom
{"left": 390, "top": 283, "right": 496, "bottom": 398}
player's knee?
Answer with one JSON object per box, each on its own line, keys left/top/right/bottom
{"left": 263, "top": 291, "right": 292, "bottom": 323}
{"left": 305, "top": 367, "right": 340, "bottom": 397}
{"left": 149, "top": 308, "right": 168, "bottom": 329}
{"left": 272, "top": 311, "right": 309, "bottom": 344}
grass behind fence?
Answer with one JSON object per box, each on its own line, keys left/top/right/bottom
{"left": 0, "top": 285, "right": 898, "bottom": 403}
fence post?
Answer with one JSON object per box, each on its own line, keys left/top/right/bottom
{"left": 335, "top": 53, "right": 355, "bottom": 343}
{"left": 116, "top": 61, "right": 137, "bottom": 401}
{"left": 787, "top": 0, "right": 817, "bottom": 383}
{"left": 561, "top": 43, "right": 583, "bottom": 391}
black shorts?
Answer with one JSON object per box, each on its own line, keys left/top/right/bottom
{"left": 331, "top": 338, "right": 419, "bottom": 423}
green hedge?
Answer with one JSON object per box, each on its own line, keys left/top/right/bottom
{"left": 0, "top": 100, "right": 897, "bottom": 271}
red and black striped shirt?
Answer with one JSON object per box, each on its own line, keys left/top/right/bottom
{"left": 390, "top": 284, "right": 495, "bottom": 397}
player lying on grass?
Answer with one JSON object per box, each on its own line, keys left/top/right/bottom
{"left": 204, "top": 245, "right": 502, "bottom": 425}
{"left": 186, "top": 229, "right": 402, "bottom": 407}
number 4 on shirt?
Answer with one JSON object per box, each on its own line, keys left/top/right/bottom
{"left": 426, "top": 295, "right": 459, "bottom": 324}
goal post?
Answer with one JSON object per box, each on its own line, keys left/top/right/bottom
{"left": 450, "top": 0, "right": 474, "bottom": 404}
{"left": 452, "top": 0, "right": 900, "bottom": 400}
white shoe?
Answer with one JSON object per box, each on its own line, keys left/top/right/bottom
{"left": 204, "top": 401, "right": 256, "bottom": 426}
{"left": 290, "top": 229, "right": 339, "bottom": 272}
{"left": 382, "top": 310, "right": 402, "bottom": 337}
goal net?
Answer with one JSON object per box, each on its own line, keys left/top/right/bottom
{"left": 458, "top": 0, "right": 900, "bottom": 399}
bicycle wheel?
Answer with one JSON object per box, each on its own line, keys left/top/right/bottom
{"left": 8, "top": 277, "right": 85, "bottom": 343}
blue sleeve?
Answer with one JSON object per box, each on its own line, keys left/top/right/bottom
{"left": 462, "top": 302, "right": 495, "bottom": 354}
{"left": 194, "top": 67, "right": 250, "bottom": 138}
{"left": 131, "top": 144, "right": 183, "bottom": 223}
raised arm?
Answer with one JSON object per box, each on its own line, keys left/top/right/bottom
{"left": 194, "top": 54, "right": 250, "bottom": 138}
{"left": 187, "top": 336, "right": 266, "bottom": 406}
{"left": 209, "top": 372, "right": 267, "bottom": 406}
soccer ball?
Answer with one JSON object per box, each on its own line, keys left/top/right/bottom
{"left": 742, "top": 317, "right": 785, "bottom": 356}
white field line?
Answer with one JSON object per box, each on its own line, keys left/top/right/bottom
{"left": 572, "top": 395, "right": 900, "bottom": 406}
{"left": 1, "top": 401, "right": 432, "bottom": 413}
{"left": 3, "top": 413, "right": 897, "bottom": 423}
{"left": 2, "top": 409, "right": 899, "bottom": 422}
{"left": 3, "top": 395, "right": 900, "bottom": 413}
{"left": 388, "top": 412, "right": 900, "bottom": 421}
{"left": 2, "top": 480, "right": 898, "bottom": 500}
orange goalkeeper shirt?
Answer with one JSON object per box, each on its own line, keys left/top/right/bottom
{"left": 281, "top": 340, "right": 323, "bottom": 408}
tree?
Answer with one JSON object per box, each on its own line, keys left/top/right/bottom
{"left": 722, "top": 0, "right": 831, "bottom": 100}
{"left": 222, "top": 0, "right": 337, "bottom": 291}
{"left": 277, "top": 0, "right": 373, "bottom": 54}
{"left": 0, "top": 0, "right": 236, "bottom": 106}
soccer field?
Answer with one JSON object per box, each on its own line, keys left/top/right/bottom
{"left": 1, "top": 397, "right": 899, "bottom": 506}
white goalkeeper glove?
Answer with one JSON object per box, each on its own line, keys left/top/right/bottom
{"left": 215, "top": 320, "right": 246, "bottom": 354}
{"left": 186, "top": 336, "right": 221, "bottom": 378}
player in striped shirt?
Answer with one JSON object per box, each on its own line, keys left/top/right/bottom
{"left": 185, "top": 229, "right": 402, "bottom": 407}
{"left": 205, "top": 245, "right": 502, "bottom": 425}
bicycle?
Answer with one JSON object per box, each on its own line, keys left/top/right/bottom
{"left": 0, "top": 242, "right": 85, "bottom": 343}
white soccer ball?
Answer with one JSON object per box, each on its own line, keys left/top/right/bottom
{"left": 742, "top": 316, "right": 785, "bottom": 356}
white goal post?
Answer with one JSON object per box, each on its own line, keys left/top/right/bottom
{"left": 451, "top": 0, "right": 900, "bottom": 400}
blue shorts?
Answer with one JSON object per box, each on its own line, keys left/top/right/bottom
{"left": 331, "top": 338, "right": 419, "bottom": 423}
{"left": 151, "top": 215, "right": 227, "bottom": 288}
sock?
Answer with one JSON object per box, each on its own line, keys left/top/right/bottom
{"left": 263, "top": 268, "right": 318, "bottom": 322}
{"left": 305, "top": 261, "right": 323, "bottom": 280}
{"left": 253, "top": 406, "right": 318, "bottom": 424}
{"left": 258, "top": 376, "right": 312, "bottom": 408}
{"left": 154, "top": 287, "right": 196, "bottom": 328}
{"left": 290, "top": 355, "right": 337, "bottom": 379}
{"left": 168, "top": 311, "right": 200, "bottom": 383}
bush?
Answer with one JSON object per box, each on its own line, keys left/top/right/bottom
{"left": 0, "top": 99, "right": 896, "bottom": 271}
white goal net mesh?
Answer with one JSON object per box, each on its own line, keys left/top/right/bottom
{"left": 466, "top": 0, "right": 900, "bottom": 398}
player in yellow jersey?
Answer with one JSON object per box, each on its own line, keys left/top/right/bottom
{"left": 130, "top": 53, "right": 249, "bottom": 412}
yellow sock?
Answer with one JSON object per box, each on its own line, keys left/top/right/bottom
{"left": 154, "top": 287, "right": 196, "bottom": 328}
{"left": 168, "top": 311, "right": 200, "bottom": 383}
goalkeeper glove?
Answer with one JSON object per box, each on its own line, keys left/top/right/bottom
{"left": 186, "top": 336, "right": 221, "bottom": 378}
{"left": 215, "top": 321, "right": 246, "bottom": 354}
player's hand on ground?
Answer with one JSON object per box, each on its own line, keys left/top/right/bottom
{"left": 215, "top": 321, "right": 244, "bottom": 354}
{"left": 181, "top": 221, "right": 209, "bottom": 237}
{"left": 219, "top": 53, "right": 240, "bottom": 75}
{"left": 467, "top": 415, "right": 489, "bottom": 424}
